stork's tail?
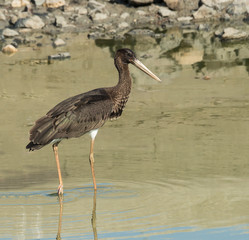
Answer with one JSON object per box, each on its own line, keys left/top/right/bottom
{"left": 26, "top": 115, "right": 56, "bottom": 151}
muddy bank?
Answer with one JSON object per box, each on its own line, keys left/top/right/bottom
{"left": 1, "top": 0, "right": 249, "bottom": 54}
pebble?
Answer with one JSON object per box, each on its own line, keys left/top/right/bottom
{"left": 78, "top": 7, "right": 87, "bottom": 15}
{"left": 2, "top": 28, "right": 19, "bottom": 37}
{"left": 0, "top": 11, "right": 6, "bottom": 21}
{"left": 11, "top": 0, "right": 30, "bottom": 8}
{"left": 158, "top": 7, "right": 177, "bottom": 18}
{"left": 48, "top": 52, "right": 71, "bottom": 62}
{"left": 118, "top": 22, "right": 129, "bottom": 29}
{"left": 193, "top": 5, "right": 217, "bottom": 19}
{"left": 2, "top": 44, "right": 18, "bottom": 54}
{"left": 24, "top": 16, "right": 45, "bottom": 29}
{"left": 121, "top": 12, "right": 130, "bottom": 19}
{"left": 92, "top": 13, "right": 108, "bottom": 21}
{"left": 53, "top": 38, "right": 66, "bottom": 47}
{"left": 55, "top": 15, "right": 67, "bottom": 28}
{"left": 34, "top": 0, "right": 45, "bottom": 6}
{"left": 45, "top": 0, "right": 66, "bottom": 8}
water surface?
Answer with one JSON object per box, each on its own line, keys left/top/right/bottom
{"left": 1, "top": 32, "right": 249, "bottom": 239}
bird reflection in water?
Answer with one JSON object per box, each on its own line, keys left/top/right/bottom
{"left": 55, "top": 191, "right": 98, "bottom": 240}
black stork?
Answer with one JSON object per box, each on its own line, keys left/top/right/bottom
{"left": 26, "top": 48, "right": 161, "bottom": 195}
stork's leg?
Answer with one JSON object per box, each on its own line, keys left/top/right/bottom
{"left": 53, "top": 143, "right": 63, "bottom": 195}
{"left": 89, "top": 138, "right": 97, "bottom": 190}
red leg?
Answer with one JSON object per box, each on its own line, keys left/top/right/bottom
{"left": 89, "top": 139, "right": 97, "bottom": 190}
{"left": 53, "top": 144, "right": 64, "bottom": 195}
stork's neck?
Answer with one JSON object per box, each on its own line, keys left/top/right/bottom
{"left": 114, "top": 57, "right": 132, "bottom": 96}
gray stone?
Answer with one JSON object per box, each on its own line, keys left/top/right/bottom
{"left": 135, "top": 10, "right": 146, "bottom": 16}
{"left": 48, "top": 52, "right": 70, "bottom": 62}
{"left": 202, "top": 0, "right": 233, "bottom": 10}
{"left": 34, "top": 0, "right": 45, "bottom": 5}
{"left": 118, "top": 22, "right": 129, "bottom": 29}
{"left": 11, "top": 0, "right": 30, "bottom": 7}
{"left": 221, "top": 27, "right": 248, "bottom": 40}
{"left": 0, "top": 10, "right": 6, "bottom": 21}
{"left": 0, "top": 20, "right": 8, "bottom": 30}
{"left": 92, "top": 13, "right": 108, "bottom": 21}
{"left": 193, "top": 5, "right": 218, "bottom": 19}
{"left": 129, "top": 0, "right": 153, "bottom": 6}
{"left": 3, "top": 28, "right": 19, "bottom": 37}
{"left": 87, "top": 0, "right": 105, "bottom": 11}
{"left": 78, "top": 7, "right": 87, "bottom": 15}
{"left": 163, "top": 0, "right": 199, "bottom": 15}
{"left": 24, "top": 16, "right": 45, "bottom": 29}
{"left": 158, "top": 7, "right": 177, "bottom": 17}
{"left": 198, "top": 23, "right": 209, "bottom": 31}
{"left": 0, "top": 0, "right": 12, "bottom": 5}
{"left": 55, "top": 15, "right": 67, "bottom": 27}
{"left": 226, "top": 0, "right": 249, "bottom": 15}
{"left": 10, "top": 15, "right": 18, "bottom": 25}
{"left": 53, "top": 38, "right": 65, "bottom": 47}
{"left": 121, "top": 12, "right": 130, "bottom": 19}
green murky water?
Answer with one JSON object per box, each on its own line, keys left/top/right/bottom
{"left": 1, "top": 31, "right": 249, "bottom": 239}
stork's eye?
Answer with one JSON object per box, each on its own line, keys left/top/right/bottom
{"left": 127, "top": 52, "right": 133, "bottom": 57}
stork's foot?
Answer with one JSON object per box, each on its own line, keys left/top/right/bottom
{"left": 57, "top": 184, "right": 64, "bottom": 195}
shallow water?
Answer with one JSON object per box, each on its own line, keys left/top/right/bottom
{"left": 1, "top": 32, "right": 249, "bottom": 239}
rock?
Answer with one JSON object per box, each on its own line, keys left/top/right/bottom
{"left": 118, "top": 22, "right": 129, "bottom": 29}
{"left": 10, "top": 15, "right": 18, "bottom": 25}
{"left": 48, "top": 52, "right": 70, "bottom": 62}
{"left": 193, "top": 5, "right": 218, "bottom": 19}
{"left": 55, "top": 15, "right": 67, "bottom": 27}
{"left": 163, "top": 0, "right": 199, "bottom": 14}
{"left": 53, "top": 38, "right": 66, "bottom": 47}
{"left": 78, "top": 7, "right": 87, "bottom": 15}
{"left": 0, "top": 0, "right": 12, "bottom": 5}
{"left": 129, "top": 0, "right": 153, "bottom": 6}
{"left": 198, "top": 23, "right": 209, "bottom": 31}
{"left": 2, "top": 44, "right": 18, "bottom": 54}
{"left": 221, "top": 27, "right": 248, "bottom": 40}
{"left": 34, "top": 0, "right": 45, "bottom": 6}
{"left": 0, "top": 20, "right": 8, "bottom": 29}
{"left": 2, "top": 28, "right": 19, "bottom": 37}
{"left": 226, "top": 0, "right": 249, "bottom": 15}
{"left": 135, "top": 10, "right": 146, "bottom": 16}
{"left": 45, "top": 0, "right": 65, "bottom": 8}
{"left": 158, "top": 7, "right": 177, "bottom": 18}
{"left": 164, "top": 0, "right": 179, "bottom": 10}
{"left": 14, "top": 18, "right": 26, "bottom": 28}
{"left": 202, "top": 0, "right": 233, "bottom": 10}
{"left": 87, "top": 0, "right": 105, "bottom": 12}
{"left": 0, "top": 10, "right": 6, "bottom": 21}
{"left": 11, "top": 0, "right": 30, "bottom": 7}
{"left": 92, "top": 13, "right": 108, "bottom": 21}
{"left": 75, "top": 15, "right": 91, "bottom": 26}
{"left": 121, "top": 12, "right": 130, "bottom": 19}
{"left": 24, "top": 15, "right": 45, "bottom": 29}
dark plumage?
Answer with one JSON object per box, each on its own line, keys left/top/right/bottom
{"left": 26, "top": 48, "right": 161, "bottom": 195}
